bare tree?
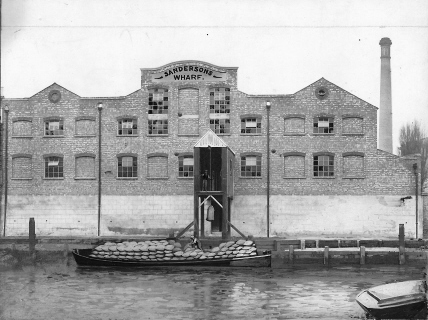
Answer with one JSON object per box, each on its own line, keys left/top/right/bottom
{"left": 399, "top": 120, "right": 427, "bottom": 190}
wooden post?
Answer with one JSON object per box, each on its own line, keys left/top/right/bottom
{"left": 222, "top": 195, "right": 229, "bottom": 240}
{"left": 29, "top": 217, "right": 36, "bottom": 254}
{"left": 288, "top": 245, "right": 294, "bottom": 263}
{"left": 324, "top": 246, "right": 329, "bottom": 265}
{"left": 300, "top": 240, "right": 305, "bottom": 250}
{"left": 399, "top": 224, "right": 405, "bottom": 265}
{"left": 274, "top": 240, "right": 281, "bottom": 251}
{"left": 360, "top": 246, "right": 366, "bottom": 265}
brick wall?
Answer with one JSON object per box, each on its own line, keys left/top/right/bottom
{"left": 0, "top": 62, "right": 420, "bottom": 237}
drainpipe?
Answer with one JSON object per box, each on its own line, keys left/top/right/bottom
{"left": 413, "top": 163, "right": 418, "bottom": 239}
{"left": 3, "top": 105, "right": 9, "bottom": 236}
{"left": 97, "top": 102, "right": 103, "bottom": 237}
{"left": 266, "top": 101, "right": 271, "bottom": 238}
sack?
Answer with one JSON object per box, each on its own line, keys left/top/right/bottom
{"left": 206, "top": 205, "right": 215, "bottom": 221}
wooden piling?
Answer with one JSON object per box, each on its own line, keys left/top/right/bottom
{"left": 324, "top": 246, "right": 329, "bottom": 265}
{"left": 288, "top": 245, "right": 294, "bottom": 263}
{"left": 399, "top": 224, "right": 405, "bottom": 265}
{"left": 29, "top": 218, "right": 36, "bottom": 254}
{"left": 274, "top": 240, "right": 281, "bottom": 252}
{"left": 360, "top": 246, "right": 366, "bottom": 265}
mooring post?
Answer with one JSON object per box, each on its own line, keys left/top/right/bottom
{"left": 399, "top": 224, "right": 405, "bottom": 265}
{"left": 274, "top": 240, "right": 281, "bottom": 252}
{"left": 324, "top": 246, "right": 329, "bottom": 265}
{"left": 360, "top": 246, "right": 366, "bottom": 265}
{"left": 29, "top": 218, "right": 36, "bottom": 254}
{"left": 288, "top": 245, "right": 294, "bottom": 263}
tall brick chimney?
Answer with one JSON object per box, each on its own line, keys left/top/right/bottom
{"left": 379, "top": 37, "right": 393, "bottom": 153}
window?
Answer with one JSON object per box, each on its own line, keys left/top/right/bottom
{"left": 44, "top": 156, "right": 64, "bottom": 178}
{"left": 283, "top": 153, "right": 305, "bottom": 178}
{"left": 284, "top": 116, "right": 305, "bottom": 134}
{"left": 342, "top": 116, "right": 363, "bottom": 134}
{"left": 149, "top": 88, "right": 168, "bottom": 114}
{"left": 241, "top": 118, "right": 261, "bottom": 134}
{"left": 148, "top": 119, "right": 168, "bottom": 135}
{"left": 313, "top": 117, "right": 334, "bottom": 134}
{"left": 210, "top": 88, "right": 230, "bottom": 114}
{"left": 75, "top": 154, "right": 96, "bottom": 179}
{"left": 241, "top": 154, "right": 261, "bottom": 177}
{"left": 118, "top": 118, "right": 138, "bottom": 136}
{"left": 75, "top": 117, "right": 96, "bottom": 136}
{"left": 12, "top": 118, "right": 32, "bottom": 137}
{"left": 343, "top": 153, "right": 364, "bottom": 178}
{"left": 147, "top": 153, "right": 168, "bottom": 179}
{"left": 313, "top": 154, "right": 334, "bottom": 177}
{"left": 12, "top": 154, "right": 32, "bottom": 179}
{"left": 118, "top": 155, "right": 137, "bottom": 178}
{"left": 179, "top": 156, "right": 194, "bottom": 177}
{"left": 45, "top": 119, "right": 64, "bottom": 136}
{"left": 210, "top": 119, "right": 230, "bottom": 134}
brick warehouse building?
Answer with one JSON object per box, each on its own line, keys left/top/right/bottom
{"left": 0, "top": 57, "right": 423, "bottom": 239}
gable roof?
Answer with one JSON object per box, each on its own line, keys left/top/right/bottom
{"left": 294, "top": 77, "right": 377, "bottom": 109}
{"left": 194, "top": 129, "right": 235, "bottom": 153}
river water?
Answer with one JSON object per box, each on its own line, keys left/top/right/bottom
{"left": 0, "top": 260, "right": 426, "bottom": 320}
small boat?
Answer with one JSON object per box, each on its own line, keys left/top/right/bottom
{"left": 72, "top": 249, "right": 271, "bottom": 267}
{"left": 356, "top": 280, "right": 427, "bottom": 319}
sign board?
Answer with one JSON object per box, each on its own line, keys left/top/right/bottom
{"left": 151, "top": 64, "right": 227, "bottom": 82}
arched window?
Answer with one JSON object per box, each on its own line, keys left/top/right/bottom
{"left": 283, "top": 152, "right": 305, "bottom": 178}
{"left": 75, "top": 153, "right": 96, "bottom": 179}
{"left": 342, "top": 152, "right": 364, "bottom": 178}
{"left": 44, "top": 154, "right": 64, "bottom": 178}
{"left": 147, "top": 153, "right": 168, "bottom": 179}
{"left": 117, "top": 154, "right": 138, "bottom": 178}
{"left": 12, "top": 154, "right": 32, "bottom": 179}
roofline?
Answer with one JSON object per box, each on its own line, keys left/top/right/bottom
{"left": 295, "top": 77, "right": 378, "bottom": 110}
{"left": 141, "top": 60, "right": 238, "bottom": 71}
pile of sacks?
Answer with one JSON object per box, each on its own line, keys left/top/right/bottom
{"left": 90, "top": 239, "right": 258, "bottom": 261}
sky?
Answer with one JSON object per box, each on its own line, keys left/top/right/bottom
{"left": 1, "top": 0, "right": 428, "bottom": 153}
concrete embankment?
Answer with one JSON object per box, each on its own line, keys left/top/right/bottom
{"left": 0, "top": 237, "right": 427, "bottom": 269}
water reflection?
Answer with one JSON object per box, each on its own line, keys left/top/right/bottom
{"left": 0, "top": 263, "right": 425, "bottom": 320}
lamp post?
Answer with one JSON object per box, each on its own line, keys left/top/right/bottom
{"left": 97, "top": 102, "right": 103, "bottom": 237}
{"left": 3, "top": 105, "right": 9, "bottom": 236}
{"left": 266, "top": 101, "right": 271, "bottom": 238}
{"left": 413, "top": 163, "right": 418, "bottom": 239}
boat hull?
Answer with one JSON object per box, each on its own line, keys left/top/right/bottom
{"left": 72, "top": 249, "right": 271, "bottom": 268}
{"left": 356, "top": 280, "right": 427, "bottom": 319}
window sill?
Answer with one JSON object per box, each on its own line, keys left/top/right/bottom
{"left": 43, "top": 178, "right": 64, "bottom": 180}
{"left": 177, "top": 177, "right": 193, "bottom": 179}
{"left": 239, "top": 176, "right": 262, "bottom": 179}
{"left": 240, "top": 133, "right": 262, "bottom": 136}
{"left": 75, "top": 135, "right": 96, "bottom": 138}
{"left": 147, "top": 177, "right": 169, "bottom": 180}
{"left": 116, "top": 177, "right": 138, "bottom": 180}
{"left": 312, "top": 177, "right": 336, "bottom": 179}
{"left": 342, "top": 133, "right": 365, "bottom": 136}
{"left": 215, "top": 133, "right": 231, "bottom": 136}
{"left": 11, "top": 178, "right": 32, "bottom": 180}
{"left": 43, "top": 135, "right": 65, "bottom": 138}
{"left": 147, "top": 134, "right": 169, "bottom": 137}
{"left": 12, "top": 136, "right": 33, "bottom": 139}
{"left": 283, "top": 176, "right": 306, "bottom": 179}
{"left": 312, "top": 133, "right": 335, "bottom": 136}
{"left": 178, "top": 134, "right": 200, "bottom": 137}
{"left": 342, "top": 176, "right": 365, "bottom": 179}
{"left": 116, "top": 135, "right": 139, "bottom": 137}
{"left": 283, "top": 133, "right": 306, "bottom": 136}
{"left": 74, "top": 177, "right": 96, "bottom": 180}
